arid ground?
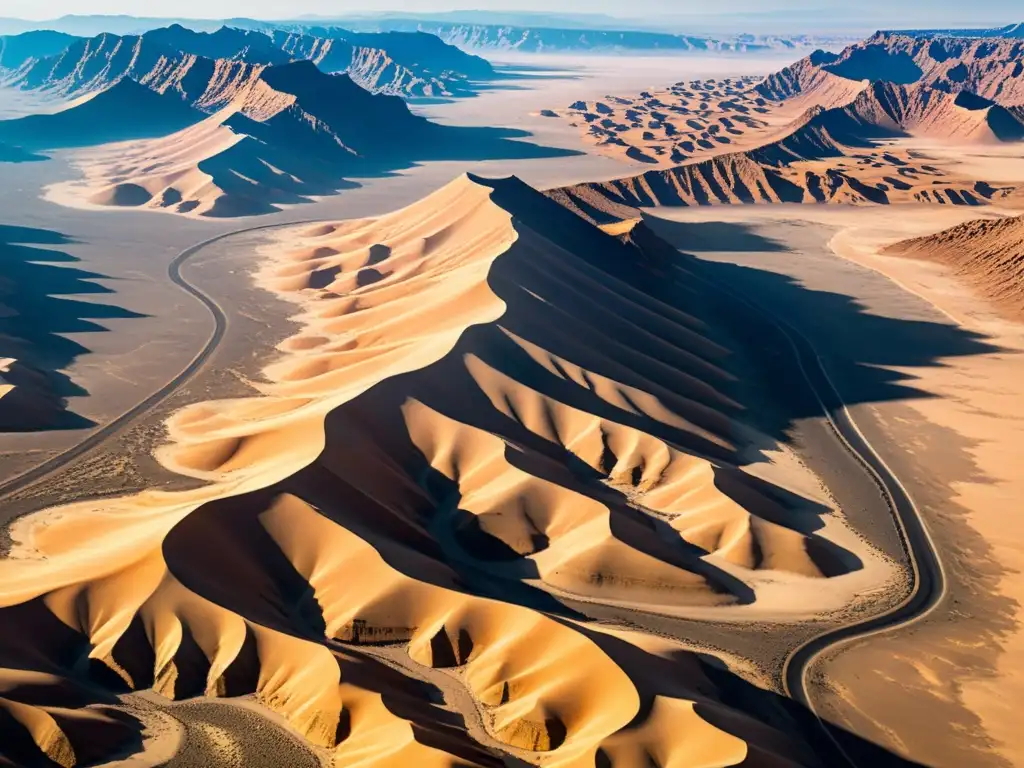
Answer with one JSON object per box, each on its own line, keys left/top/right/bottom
{"left": 2, "top": 37, "right": 1024, "bottom": 768}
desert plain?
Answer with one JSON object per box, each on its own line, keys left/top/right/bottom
{"left": 1, "top": 18, "right": 1024, "bottom": 768}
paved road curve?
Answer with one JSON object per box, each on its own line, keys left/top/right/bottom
{"left": 683, "top": 260, "right": 947, "bottom": 767}
{"left": 0, "top": 220, "right": 316, "bottom": 504}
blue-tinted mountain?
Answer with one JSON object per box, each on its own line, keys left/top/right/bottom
{"left": 0, "top": 30, "right": 79, "bottom": 69}
{"left": 0, "top": 24, "right": 494, "bottom": 100}
{"left": 0, "top": 78, "right": 204, "bottom": 149}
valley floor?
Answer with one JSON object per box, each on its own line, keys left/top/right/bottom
{"left": 646, "top": 203, "right": 1024, "bottom": 766}
{"left": 3, "top": 50, "right": 1024, "bottom": 768}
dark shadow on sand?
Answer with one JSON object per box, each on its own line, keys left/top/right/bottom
{"left": 0, "top": 224, "right": 146, "bottom": 431}
{"left": 648, "top": 219, "right": 791, "bottom": 252}
{"left": 642, "top": 215, "right": 1004, "bottom": 441}
{"left": 144, "top": 121, "right": 584, "bottom": 218}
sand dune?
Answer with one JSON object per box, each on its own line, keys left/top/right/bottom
{"left": 884, "top": 213, "right": 1024, "bottom": 320}
{"left": 823, "top": 81, "right": 1024, "bottom": 144}
{"left": 44, "top": 61, "right": 443, "bottom": 216}
{"left": 547, "top": 88, "right": 1024, "bottom": 223}
{"left": 756, "top": 50, "right": 869, "bottom": 111}
{"left": 0, "top": 173, "right": 877, "bottom": 765}
{"left": 554, "top": 76, "right": 782, "bottom": 168}
{"left": 47, "top": 61, "right": 571, "bottom": 217}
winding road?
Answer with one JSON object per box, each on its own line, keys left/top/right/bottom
{"left": 0, "top": 220, "right": 313, "bottom": 505}
{"left": 682, "top": 260, "right": 947, "bottom": 767}
{"left": 0, "top": 211, "right": 947, "bottom": 766}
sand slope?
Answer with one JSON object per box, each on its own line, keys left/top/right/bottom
{"left": 884, "top": 213, "right": 1024, "bottom": 320}
{"left": 0, "top": 174, "right": 866, "bottom": 766}
{"left": 47, "top": 61, "right": 570, "bottom": 217}
{"left": 555, "top": 76, "right": 785, "bottom": 168}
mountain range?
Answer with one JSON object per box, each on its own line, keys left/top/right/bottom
{"left": 758, "top": 30, "right": 1024, "bottom": 106}
{"left": 894, "top": 22, "right": 1024, "bottom": 39}
{"left": 311, "top": 20, "right": 827, "bottom": 53}
{"left": 547, "top": 38, "right": 1024, "bottom": 222}
{"left": 0, "top": 13, "right": 859, "bottom": 55}
{"left": 0, "top": 23, "right": 494, "bottom": 99}
{"left": 30, "top": 59, "right": 570, "bottom": 216}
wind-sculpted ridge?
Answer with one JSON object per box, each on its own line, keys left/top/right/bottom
{"left": 0, "top": 174, "right": 870, "bottom": 766}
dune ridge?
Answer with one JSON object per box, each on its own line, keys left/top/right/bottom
{"left": 548, "top": 141, "right": 1019, "bottom": 226}
{"left": 0, "top": 173, "right": 875, "bottom": 766}
{"left": 883, "top": 212, "right": 1024, "bottom": 319}
{"left": 44, "top": 60, "right": 570, "bottom": 217}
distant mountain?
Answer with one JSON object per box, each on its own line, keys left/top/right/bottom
{"left": 318, "top": 11, "right": 646, "bottom": 31}
{"left": 307, "top": 28, "right": 494, "bottom": 79}
{"left": 58, "top": 60, "right": 571, "bottom": 217}
{"left": 0, "top": 140, "right": 44, "bottom": 162}
{"left": 315, "top": 20, "right": 818, "bottom": 53}
{"left": 0, "top": 78, "right": 204, "bottom": 149}
{"left": 0, "top": 24, "right": 494, "bottom": 100}
{"left": 893, "top": 22, "right": 1024, "bottom": 39}
{"left": 143, "top": 24, "right": 289, "bottom": 64}
{"left": 0, "top": 30, "right": 79, "bottom": 69}
{"left": 0, "top": 14, "right": 226, "bottom": 36}
{"left": 758, "top": 31, "right": 1024, "bottom": 106}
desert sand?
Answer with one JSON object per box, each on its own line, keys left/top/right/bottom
{"left": 551, "top": 75, "right": 794, "bottom": 167}
{"left": 644, "top": 200, "right": 1024, "bottom": 766}
{"left": 826, "top": 210, "right": 1024, "bottom": 767}
{"left": 3, "top": 18, "right": 1024, "bottom": 766}
{"left": 884, "top": 212, "right": 1024, "bottom": 320}
{"left": 0, "top": 172, "right": 889, "bottom": 766}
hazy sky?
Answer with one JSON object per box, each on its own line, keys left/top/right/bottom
{"left": 1, "top": 0, "right": 1019, "bottom": 23}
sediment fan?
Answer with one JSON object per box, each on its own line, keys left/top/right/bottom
{"left": 0, "top": 173, "right": 848, "bottom": 767}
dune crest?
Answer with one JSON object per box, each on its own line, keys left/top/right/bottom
{"left": 884, "top": 213, "right": 1024, "bottom": 320}
{"left": 0, "top": 174, "right": 875, "bottom": 766}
